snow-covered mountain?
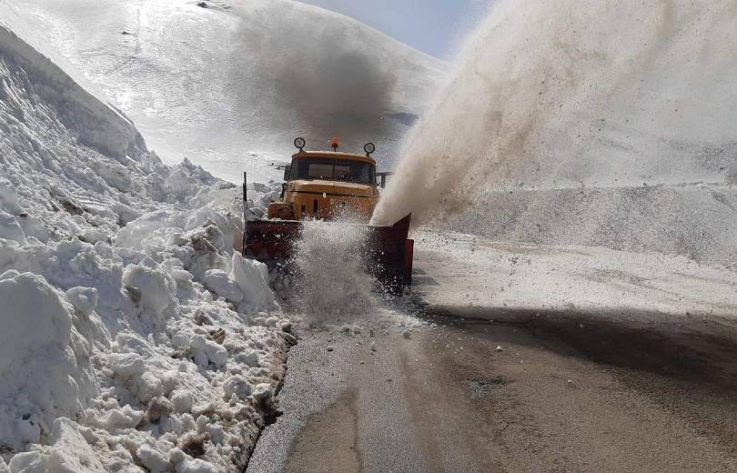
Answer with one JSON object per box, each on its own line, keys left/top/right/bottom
{"left": 11, "top": 0, "right": 446, "bottom": 182}
{"left": 0, "top": 8, "right": 295, "bottom": 472}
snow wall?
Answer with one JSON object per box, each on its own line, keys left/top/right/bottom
{"left": 0, "top": 20, "right": 145, "bottom": 161}
{"left": 0, "top": 13, "right": 290, "bottom": 472}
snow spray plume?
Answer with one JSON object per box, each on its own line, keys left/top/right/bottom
{"left": 234, "top": 1, "right": 397, "bottom": 151}
{"left": 372, "top": 0, "right": 737, "bottom": 228}
{"left": 293, "top": 220, "right": 377, "bottom": 321}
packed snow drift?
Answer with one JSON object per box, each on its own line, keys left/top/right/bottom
{"left": 374, "top": 0, "right": 737, "bottom": 268}
{"left": 0, "top": 13, "right": 295, "bottom": 473}
{"left": 12, "top": 0, "right": 446, "bottom": 183}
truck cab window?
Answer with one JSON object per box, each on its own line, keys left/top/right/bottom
{"left": 291, "top": 158, "right": 376, "bottom": 184}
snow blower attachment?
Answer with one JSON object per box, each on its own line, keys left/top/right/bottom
{"left": 240, "top": 138, "right": 414, "bottom": 291}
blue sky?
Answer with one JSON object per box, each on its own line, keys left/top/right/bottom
{"left": 296, "top": 0, "right": 490, "bottom": 59}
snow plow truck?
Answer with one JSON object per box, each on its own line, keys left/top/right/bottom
{"left": 240, "top": 137, "right": 414, "bottom": 291}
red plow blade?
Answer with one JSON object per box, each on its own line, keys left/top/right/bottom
{"left": 243, "top": 220, "right": 301, "bottom": 262}
{"left": 243, "top": 215, "right": 414, "bottom": 291}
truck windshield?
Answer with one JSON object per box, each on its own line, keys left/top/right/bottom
{"left": 290, "top": 158, "right": 376, "bottom": 184}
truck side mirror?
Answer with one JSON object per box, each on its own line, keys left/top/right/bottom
{"left": 376, "top": 172, "right": 392, "bottom": 189}
{"left": 284, "top": 165, "right": 291, "bottom": 181}
{"left": 377, "top": 174, "right": 388, "bottom": 189}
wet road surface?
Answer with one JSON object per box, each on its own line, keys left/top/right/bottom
{"left": 247, "top": 239, "right": 737, "bottom": 472}
{"left": 247, "top": 310, "right": 737, "bottom": 473}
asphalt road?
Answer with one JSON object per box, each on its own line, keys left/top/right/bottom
{"left": 246, "top": 309, "right": 737, "bottom": 473}
{"left": 247, "top": 239, "right": 737, "bottom": 472}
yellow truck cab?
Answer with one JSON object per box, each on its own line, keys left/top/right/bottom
{"left": 267, "top": 138, "right": 382, "bottom": 221}
{"left": 243, "top": 137, "right": 412, "bottom": 291}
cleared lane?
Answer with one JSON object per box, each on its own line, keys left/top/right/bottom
{"left": 247, "top": 311, "right": 737, "bottom": 473}
{"left": 247, "top": 237, "right": 737, "bottom": 472}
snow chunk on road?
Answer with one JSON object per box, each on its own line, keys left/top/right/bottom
{"left": 43, "top": 419, "right": 106, "bottom": 473}
{"left": 189, "top": 334, "right": 228, "bottom": 369}
{"left": 108, "top": 353, "right": 146, "bottom": 380}
{"left": 0, "top": 179, "right": 24, "bottom": 215}
{"left": 203, "top": 269, "right": 243, "bottom": 303}
{"left": 0, "top": 272, "right": 71, "bottom": 374}
{"left": 65, "top": 286, "right": 99, "bottom": 316}
{"left": 222, "top": 376, "right": 252, "bottom": 400}
{"left": 170, "top": 390, "right": 194, "bottom": 414}
{"left": 252, "top": 384, "right": 272, "bottom": 402}
{"left": 176, "top": 459, "right": 219, "bottom": 473}
{"left": 123, "top": 262, "right": 177, "bottom": 320}
{"left": 0, "top": 212, "right": 26, "bottom": 245}
{"left": 0, "top": 273, "right": 96, "bottom": 452}
{"left": 137, "top": 443, "right": 172, "bottom": 473}
{"left": 87, "top": 405, "right": 144, "bottom": 434}
{"left": 7, "top": 452, "right": 45, "bottom": 473}
{"left": 231, "top": 254, "right": 274, "bottom": 311}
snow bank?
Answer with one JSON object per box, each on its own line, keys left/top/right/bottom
{"left": 0, "top": 272, "right": 97, "bottom": 454}
{"left": 0, "top": 16, "right": 291, "bottom": 472}
{"left": 416, "top": 230, "right": 737, "bottom": 319}
{"left": 442, "top": 184, "right": 737, "bottom": 271}
{"left": 0, "top": 273, "right": 72, "bottom": 376}
{"left": 123, "top": 261, "right": 178, "bottom": 322}
{"left": 231, "top": 254, "right": 275, "bottom": 312}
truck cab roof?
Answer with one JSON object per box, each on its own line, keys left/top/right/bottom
{"left": 292, "top": 150, "right": 377, "bottom": 166}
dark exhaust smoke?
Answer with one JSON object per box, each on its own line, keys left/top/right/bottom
{"left": 278, "top": 46, "right": 398, "bottom": 149}
{"left": 232, "top": 0, "right": 398, "bottom": 152}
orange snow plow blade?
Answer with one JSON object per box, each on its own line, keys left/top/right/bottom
{"left": 242, "top": 215, "right": 414, "bottom": 291}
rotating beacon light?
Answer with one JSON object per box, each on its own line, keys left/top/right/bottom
{"left": 330, "top": 136, "right": 340, "bottom": 151}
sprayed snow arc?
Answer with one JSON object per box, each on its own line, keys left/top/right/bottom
{"left": 0, "top": 13, "right": 295, "bottom": 473}
{"left": 374, "top": 0, "right": 737, "bottom": 269}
